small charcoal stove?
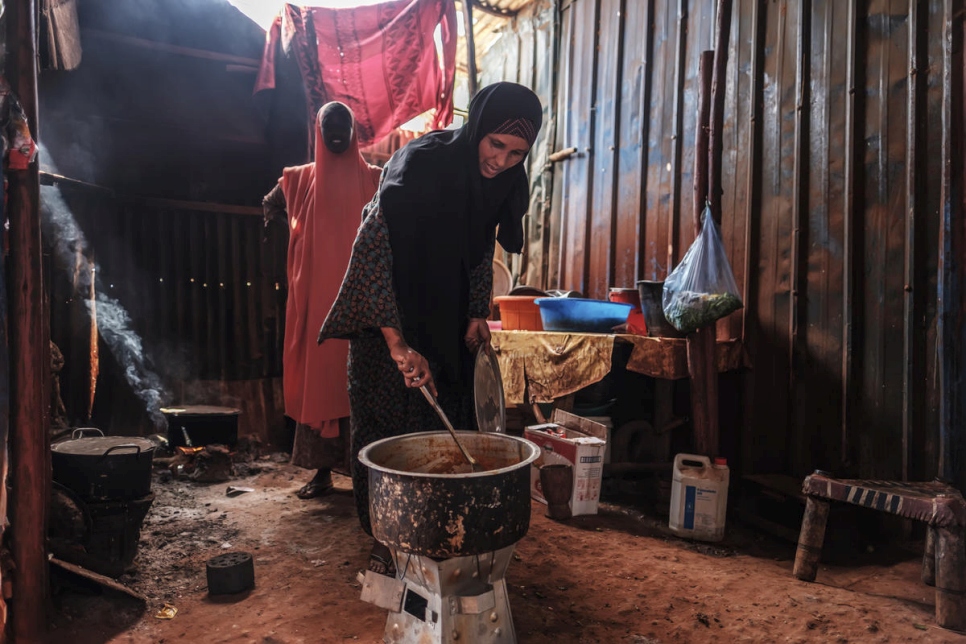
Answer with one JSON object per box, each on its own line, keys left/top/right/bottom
{"left": 358, "top": 431, "right": 539, "bottom": 644}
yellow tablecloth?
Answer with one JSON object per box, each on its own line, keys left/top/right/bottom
{"left": 490, "top": 330, "right": 749, "bottom": 405}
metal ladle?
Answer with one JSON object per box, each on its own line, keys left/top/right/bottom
{"left": 419, "top": 385, "right": 484, "bottom": 472}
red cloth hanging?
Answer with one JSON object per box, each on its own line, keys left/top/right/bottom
{"left": 255, "top": 0, "right": 456, "bottom": 147}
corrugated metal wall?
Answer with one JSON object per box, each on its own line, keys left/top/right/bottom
{"left": 487, "top": 0, "right": 964, "bottom": 488}
{"left": 46, "top": 184, "right": 290, "bottom": 441}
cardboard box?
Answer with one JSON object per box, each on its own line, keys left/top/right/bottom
{"left": 525, "top": 409, "right": 608, "bottom": 516}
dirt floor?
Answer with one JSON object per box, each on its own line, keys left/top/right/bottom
{"left": 45, "top": 454, "right": 966, "bottom": 644}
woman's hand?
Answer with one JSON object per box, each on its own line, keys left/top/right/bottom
{"left": 464, "top": 318, "right": 491, "bottom": 353}
{"left": 382, "top": 327, "right": 436, "bottom": 396}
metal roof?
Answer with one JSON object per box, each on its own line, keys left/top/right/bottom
{"left": 456, "top": 0, "right": 539, "bottom": 73}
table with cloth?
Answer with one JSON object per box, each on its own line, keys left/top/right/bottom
{"left": 490, "top": 330, "right": 749, "bottom": 405}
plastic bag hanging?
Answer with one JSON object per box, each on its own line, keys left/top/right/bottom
{"left": 662, "top": 205, "right": 742, "bottom": 334}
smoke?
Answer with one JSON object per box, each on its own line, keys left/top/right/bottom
{"left": 87, "top": 292, "right": 168, "bottom": 430}
{"left": 40, "top": 150, "right": 168, "bottom": 430}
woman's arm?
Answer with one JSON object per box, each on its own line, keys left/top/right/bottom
{"left": 381, "top": 327, "right": 436, "bottom": 396}
{"left": 318, "top": 199, "right": 436, "bottom": 393}
{"left": 262, "top": 182, "right": 286, "bottom": 226}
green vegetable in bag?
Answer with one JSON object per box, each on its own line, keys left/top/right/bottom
{"left": 662, "top": 206, "right": 743, "bottom": 335}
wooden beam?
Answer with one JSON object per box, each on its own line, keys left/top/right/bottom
{"left": 707, "top": 0, "right": 734, "bottom": 224}
{"left": 81, "top": 28, "right": 261, "bottom": 67}
{"left": 7, "top": 0, "right": 50, "bottom": 640}
{"left": 687, "top": 51, "right": 719, "bottom": 459}
{"left": 462, "top": 0, "right": 479, "bottom": 96}
{"left": 145, "top": 198, "right": 263, "bottom": 217}
{"left": 39, "top": 171, "right": 115, "bottom": 195}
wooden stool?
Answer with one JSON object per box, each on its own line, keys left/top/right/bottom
{"left": 793, "top": 472, "right": 966, "bottom": 631}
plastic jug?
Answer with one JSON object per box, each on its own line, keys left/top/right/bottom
{"left": 669, "top": 454, "right": 730, "bottom": 542}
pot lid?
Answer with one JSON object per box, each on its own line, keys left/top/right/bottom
{"left": 159, "top": 405, "right": 242, "bottom": 416}
{"left": 474, "top": 344, "right": 506, "bottom": 433}
{"left": 52, "top": 435, "right": 156, "bottom": 457}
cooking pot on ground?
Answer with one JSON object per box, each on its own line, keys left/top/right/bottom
{"left": 359, "top": 431, "right": 539, "bottom": 558}
{"left": 52, "top": 428, "right": 156, "bottom": 501}
{"left": 160, "top": 405, "right": 241, "bottom": 448}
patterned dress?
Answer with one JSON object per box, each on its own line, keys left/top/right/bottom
{"left": 319, "top": 193, "right": 494, "bottom": 536}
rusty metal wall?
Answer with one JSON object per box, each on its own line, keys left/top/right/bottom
{"left": 46, "top": 185, "right": 289, "bottom": 442}
{"left": 505, "top": 0, "right": 963, "bottom": 486}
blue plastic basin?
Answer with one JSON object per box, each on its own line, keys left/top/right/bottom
{"left": 534, "top": 298, "right": 634, "bottom": 333}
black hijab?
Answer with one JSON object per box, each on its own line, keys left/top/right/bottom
{"left": 381, "top": 82, "right": 543, "bottom": 386}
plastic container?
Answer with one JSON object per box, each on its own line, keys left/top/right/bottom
{"left": 636, "top": 280, "right": 685, "bottom": 338}
{"left": 534, "top": 298, "right": 633, "bottom": 333}
{"left": 668, "top": 454, "right": 730, "bottom": 542}
{"left": 494, "top": 295, "right": 543, "bottom": 331}
{"left": 608, "top": 288, "right": 647, "bottom": 335}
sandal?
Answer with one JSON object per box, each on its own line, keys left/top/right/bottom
{"left": 295, "top": 470, "right": 334, "bottom": 499}
{"left": 368, "top": 542, "right": 396, "bottom": 577}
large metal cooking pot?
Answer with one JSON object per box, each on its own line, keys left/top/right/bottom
{"left": 52, "top": 428, "right": 156, "bottom": 501}
{"left": 359, "top": 431, "right": 539, "bottom": 559}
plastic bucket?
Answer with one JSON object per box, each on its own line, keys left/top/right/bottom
{"left": 608, "top": 288, "right": 646, "bottom": 335}
{"left": 636, "top": 280, "right": 684, "bottom": 338}
{"left": 494, "top": 295, "right": 543, "bottom": 331}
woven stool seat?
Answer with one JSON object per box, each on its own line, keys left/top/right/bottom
{"left": 793, "top": 472, "right": 965, "bottom": 632}
{"left": 802, "top": 473, "right": 966, "bottom": 527}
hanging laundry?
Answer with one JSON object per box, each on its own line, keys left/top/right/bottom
{"left": 254, "top": 0, "right": 456, "bottom": 148}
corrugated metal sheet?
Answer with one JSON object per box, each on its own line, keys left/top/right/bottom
{"left": 488, "top": 0, "right": 965, "bottom": 490}
{"left": 46, "top": 185, "right": 289, "bottom": 442}
{"left": 457, "top": 0, "right": 540, "bottom": 73}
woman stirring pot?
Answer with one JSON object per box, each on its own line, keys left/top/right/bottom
{"left": 319, "top": 82, "right": 543, "bottom": 576}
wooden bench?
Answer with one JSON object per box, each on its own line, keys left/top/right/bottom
{"left": 793, "top": 472, "right": 966, "bottom": 631}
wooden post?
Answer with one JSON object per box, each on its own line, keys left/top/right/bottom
{"left": 934, "top": 526, "right": 966, "bottom": 631}
{"left": 6, "top": 0, "right": 50, "bottom": 640}
{"left": 710, "top": 0, "right": 733, "bottom": 350}
{"left": 687, "top": 51, "right": 718, "bottom": 458}
{"left": 462, "top": 0, "right": 479, "bottom": 97}
{"left": 792, "top": 496, "right": 829, "bottom": 581}
{"left": 922, "top": 525, "right": 936, "bottom": 586}
{"left": 707, "top": 0, "right": 734, "bottom": 224}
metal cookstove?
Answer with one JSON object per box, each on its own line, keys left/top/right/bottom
{"left": 359, "top": 544, "right": 518, "bottom": 643}
{"left": 358, "top": 347, "right": 533, "bottom": 644}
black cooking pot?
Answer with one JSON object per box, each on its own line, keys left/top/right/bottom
{"left": 359, "top": 431, "right": 539, "bottom": 558}
{"left": 160, "top": 405, "right": 241, "bottom": 448}
{"left": 51, "top": 428, "right": 156, "bottom": 501}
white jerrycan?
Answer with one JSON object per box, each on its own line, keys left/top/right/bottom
{"left": 668, "top": 453, "right": 730, "bottom": 542}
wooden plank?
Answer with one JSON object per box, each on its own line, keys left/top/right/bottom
{"left": 145, "top": 198, "right": 263, "bottom": 217}
{"left": 688, "top": 52, "right": 718, "bottom": 459}
{"left": 708, "top": 0, "right": 734, "bottom": 224}
{"left": 81, "top": 28, "right": 261, "bottom": 66}
{"left": 587, "top": 0, "right": 625, "bottom": 299}
{"left": 7, "top": 0, "right": 49, "bottom": 637}
{"left": 463, "top": 0, "right": 479, "bottom": 96}
{"left": 49, "top": 557, "right": 147, "bottom": 603}
{"left": 547, "top": 2, "right": 574, "bottom": 288}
